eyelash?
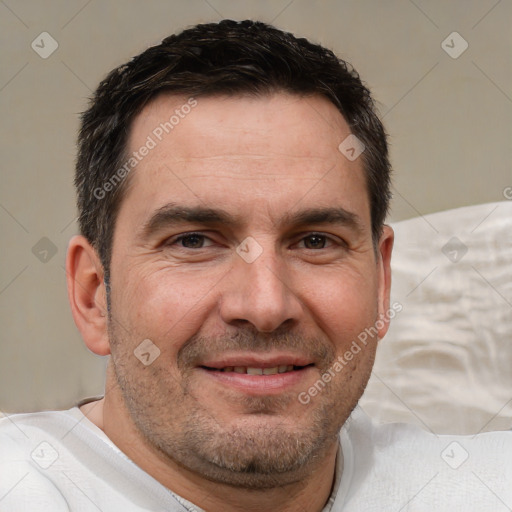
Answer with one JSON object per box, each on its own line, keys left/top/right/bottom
{"left": 170, "top": 232, "right": 215, "bottom": 249}
{"left": 165, "top": 232, "right": 345, "bottom": 250}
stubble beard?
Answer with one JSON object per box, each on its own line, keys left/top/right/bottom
{"left": 107, "top": 321, "right": 372, "bottom": 489}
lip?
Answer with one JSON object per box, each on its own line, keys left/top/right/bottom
{"left": 196, "top": 352, "right": 316, "bottom": 395}
{"left": 199, "top": 352, "right": 313, "bottom": 369}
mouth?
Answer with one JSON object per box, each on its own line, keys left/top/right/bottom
{"left": 197, "top": 356, "right": 315, "bottom": 394}
{"left": 201, "top": 364, "right": 312, "bottom": 375}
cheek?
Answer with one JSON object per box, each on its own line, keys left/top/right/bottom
{"left": 298, "top": 265, "right": 379, "bottom": 346}
{"left": 112, "top": 265, "right": 223, "bottom": 346}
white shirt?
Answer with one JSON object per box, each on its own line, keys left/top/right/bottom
{"left": 1, "top": 403, "right": 510, "bottom": 511}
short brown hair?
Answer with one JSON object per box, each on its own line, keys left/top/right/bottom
{"left": 75, "top": 19, "right": 391, "bottom": 274}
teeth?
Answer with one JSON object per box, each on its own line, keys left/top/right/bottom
{"left": 219, "top": 365, "right": 296, "bottom": 374}
{"left": 247, "top": 367, "right": 263, "bottom": 375}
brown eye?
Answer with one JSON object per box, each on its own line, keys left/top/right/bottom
{"left": 181, "top": 234, "right": 205, "bottom": 248}
{"left": 303, "top": 234, "right": 327, "bottom": 249}
{"left": 172, "top": 233, "right": 214, "bottom": 249}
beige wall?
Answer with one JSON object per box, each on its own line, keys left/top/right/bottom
{"left": 1, "top": 0, "right": 510, "bottom": 412}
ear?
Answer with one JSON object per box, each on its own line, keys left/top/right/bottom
{"left": 66, "top": 235, "right": 110, "bottom": 356}
{"left": 375, "top": 225, "right": 394, "bottom": 340}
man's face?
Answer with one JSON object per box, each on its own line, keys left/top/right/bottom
{"left": 106, "top": 92, "right": 392, "bottom": 487}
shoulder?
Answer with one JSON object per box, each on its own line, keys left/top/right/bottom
{"left": 335, "top": 407, "right": 512, "bottom": 511}
{"left": 343, "top": 406, "right": 512, "bottom": 458}
{"left": 0, "top": 410, "right": 77, "bottom": 511}
{"left": 0, "top": 409, "right": 81, "bottom": 461}
{"left": 0, "top": 408, "right": 188, "bottom": 511}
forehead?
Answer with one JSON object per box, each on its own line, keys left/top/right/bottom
{"left": 131, "top": 92, "right": 350, "bottom": 160}
{"left": 120, "top": 92, "right": 369, "bottom": 228}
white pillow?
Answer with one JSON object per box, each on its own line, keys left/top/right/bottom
{"left": 360, "top": 201, "right": 512, "bottom": 434}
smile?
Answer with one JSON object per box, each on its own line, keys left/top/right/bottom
{"left": 197, "top": 357, "right": 315, "bottom": 394}
{"left": 201, "top": 365, "right": 310, "bottom": 375}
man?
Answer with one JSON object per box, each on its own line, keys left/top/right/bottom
{"left": 1, "top": 19, "right": 510, "bottom": 512}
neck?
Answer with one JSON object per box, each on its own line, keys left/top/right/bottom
{"left": 81, "top": 385, "right": 340, "bottom": 512}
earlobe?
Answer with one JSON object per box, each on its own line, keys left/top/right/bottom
{"left": 376, "top": 225, "right": 394, "bottom": 340}
{"left": 66, "top": 235, "right": 111, "bottom": 356}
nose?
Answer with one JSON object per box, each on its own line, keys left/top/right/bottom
{"left": 219, "top": 248, "right": 303, "bottom": 333}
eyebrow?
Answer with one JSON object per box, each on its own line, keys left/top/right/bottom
{"left": 281, "top": 207, "right": 364, "bottom": 234}
{"left": 140, "top": 202, "right": 364, "bottom": 239}
{"left": 140, "top": 203, "right": 239, "bottom": 239}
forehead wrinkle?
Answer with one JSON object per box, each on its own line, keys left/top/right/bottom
{"left": 160, "top": 156, "right": 341, "bottom": 185}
